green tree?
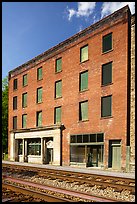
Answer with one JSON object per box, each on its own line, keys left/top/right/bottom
{"left": 2, "top": 76, "right": 8, "bottom": 154}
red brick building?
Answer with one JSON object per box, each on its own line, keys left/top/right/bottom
{"left": 8, "top": 5, "right": 134, "bottom": 171}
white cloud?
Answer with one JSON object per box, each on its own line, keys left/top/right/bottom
{"left": 67, "top": 2, "right": 96, "bottom": 21}
{"left": 101, "top": 2, "right": 135, "bottom": 18}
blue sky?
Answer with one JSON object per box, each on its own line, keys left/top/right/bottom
{"left": 2, "top": 2, "right": 135, "bottom": 79}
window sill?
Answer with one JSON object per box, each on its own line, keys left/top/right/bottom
{"left": 37, "top": 78, "right": 43, "bottom": 82}
{"left": 101, "top": 82, "right": 113, "bottom": 87}
{"left": 79, "top": 89, "right": 89, "bottom": 93}
{"left": 37, "top": 101, "right": 43, "bottom": 104}
{"left": 100, "top": 116, "right": 113, "bottom": 119}
{"left": 102, "top": 49, "right": 113, "bottom": 55}
{"left": 22, "top": 106, "right": 27, "bottom": 109}
{"left": 55, "top": 70, "right": 62, "bottom": 74}
{"left": 54, "top": 96, "right": 62, "bottom": 100}
{"left": 78, "top": 119, "right": 89, "bottom": 123}
{"left": 80, "top": 59, "right": 89, "bottom": 64}
{"left": 22, "top": 84, "right": 28, "bottom": 87}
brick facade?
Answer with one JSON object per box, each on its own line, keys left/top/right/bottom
{"left": 8, "top": 5, "right": 134, "bottom": 172}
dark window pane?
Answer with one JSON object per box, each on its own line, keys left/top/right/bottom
{"left": 13, "top": 116, "right": 17, "bottom": 129}
{"left": 97, "top": 133, "right": 104, "bottom": 142}
{"left": 77, "top": 135, "right": 83, "bottom": 143}
{"left": 70, "top": 136, "right": 76, "bottom": 143}
{"left": 102, "top": 62, "right": 112, "bottom": 85}
{"left": 83, "top": 134, "right": 89, "bottom": 143}
{"left": 89, "top": 134, "right": 96, "bottom": 142}
{"left": 103, "top": 33, "right": 112, "bottom": 53}
{"left": 13, "top": 79, "right": 18, "bottom": 90}
{"left": 13, "top": 96, "right": 17, "bottom": 110}
{"left": 101, "top": 95, "right": 112, "bottom": 117}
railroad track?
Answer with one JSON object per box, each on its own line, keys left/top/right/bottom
{"left": 3, "top": 176, "right": 120, "bottom": 202}
{"left": 2, "top": 163, "right": 135, "bottom": 202}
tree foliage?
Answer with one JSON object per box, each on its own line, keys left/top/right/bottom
{"left": 2, "top": 76, "right": 8, "bottom": 153}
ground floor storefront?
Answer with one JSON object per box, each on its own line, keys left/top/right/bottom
{"left": 9, "top": 128, "right": 130, "bottom": 171}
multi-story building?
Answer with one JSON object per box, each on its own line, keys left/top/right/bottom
{"left": 8, "top": 5, "right": 135, "bottom": 172}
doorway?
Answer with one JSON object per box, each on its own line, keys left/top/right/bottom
{"left": 109, "top": 140, "right": 121, "bottom": 170}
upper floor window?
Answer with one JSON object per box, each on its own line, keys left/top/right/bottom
{"left": 37, "top": 67, "right": 42, "bottom": 80}
{"left": 54, "top": 106, "right": 61, "bottom": 124}
{"left": 22, "top": 114, "right": 27, "bottom": 128}
{"left": 36, "top": 111, "right": 42, "bottom": 127}
{"left": 13, "top": 78, "right": 18, "bottom": 90}
{"left": 102, "top": 62, "right": 112, "bottom": 86}
{"left": 13, "top": 116, "right": 17, "bottom": 130}
{"left": 80, "top": 70, "right": 88, "bottom": 91}
{"left": 79, "top": 100, "right": 88, "bottom": 121}
{"left": 55, "top": 80, "right": 62, "bottom": 98}
{"left": 101, "top": 95, "right": 112, "bottom": 117}
{"left": 37, "top": 87, "right": 43, "bottom": 103}
{"left": 13, "top": 96, "right": 17, "bottom": 110}
{"left": 23, "top": 74, "right": 27, "bottom": 87}
{"left": 102, "top": 33, "right": 112, "bottom": 53}
{"left": 80, "top": 45, "right": 88, "bottom": 63}
{"left": 22, "top": 92, "right": 27, "bottom": 108}
{"left": 55, "top": 58, "right": 62, "bottom": 73}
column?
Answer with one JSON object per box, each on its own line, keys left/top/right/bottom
{"left": 41, "top": 138, "right": 44, "bottom": 164}
{"left": 24, "top": 139, "right": 28, "bottom": 162}
{"left": 22, "top": 139, "right": 25, "bottom": 162}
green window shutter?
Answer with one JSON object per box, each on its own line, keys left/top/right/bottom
{"left": 101, "top": 95, "right": 112, "bottom": 117}
{"left": 22, "top": 114, "right": 27, "bottom": 128}
{"left": 37, "top": 88, "right": 42, "bottom": 103}
{"left": 38, "top": 68, "right": 42, "bottom": 80}
{"left": 80, "top": 71, "right": 88, "bottom": 91}
{"left": 80, "top": 101, "right": 88, "bottom": 121}
{"left": 55, "top": 80, "right": 62, "bottom": 98}
{"left": 102, "top": 62, "right": 112, "bottom": 85}
{"left": 38, "top": 111, "right": 42, "bottom": 127}
{"left": 56, "top": 58, "right": 62, "bottom": 72}
{"left": 23, "top": 93, "right": 27, "bottom": 108}
{"left": 23, "top": 74, "right": 27, "bottom": 86}
{"left": 81, "top": 45, "right": 88, "bottom": 62}
{"left": 55, "top": 107, "right": 61, "bottom": 124}
{"left": 103, "top": 33, "right": 112, "bottom": 53}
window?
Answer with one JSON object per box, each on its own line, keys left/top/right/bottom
{"left": 28, "top": 139, "right": 41, "bottom": 155}
{"left": 13, "top": 116, "right": 17, "bottom": 129}
{"left": 55, "top": 58, "right": 62, "bottom": 73}
{"left": 22, "top": 114, "right": 27, "bottom": 128}
{"left": 55, "top": 80, "right": 62, "bottom": 98}
{"left": 13, "top": 79, "right": 18, "bottom": 90}
{"left": 54, "top": 106, "right": 61, "bottom": 124}
{"left": 22, "top": 93, "right": 27, "bottom": 108}
{"left": 79, "top": 100, "right": 88, "bottom": 121}
{"left": 23, "top": 74, "right": 27, "bottom": 86}
{"left": 37, "top": 67, "right": 42, "bottom": 80}
{"left": 80, "top": 45, "right": 88, "bottom": 62}
{"left": 13, "top": 96, "right": 17, "bottom": 110}
{"left": 102, "top": 62, "right": 112, "bottom": 86}
{"left": 102, "top": 33, "right": 112, "bottom": 53}
{"left": 80, "top": 70, "right": 88, "bottom": 91}
{"left": 37, "top": 87, "right": 42, "bottom": 103}
{"left": 101, "top": 95, "right": 112, "bottom": 117}
{"left": 36, "top": 111, "right": 42, "bottom": 127}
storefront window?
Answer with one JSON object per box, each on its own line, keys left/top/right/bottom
{"left": 18, "top": 140, "right": 23, "bottom": 155}
{"left": 28, "top": 139, "right": 41, "bottom": 155}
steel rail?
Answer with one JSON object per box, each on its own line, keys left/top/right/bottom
{"left": 3, "top": 176, "right": 122, "bottom": 202}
